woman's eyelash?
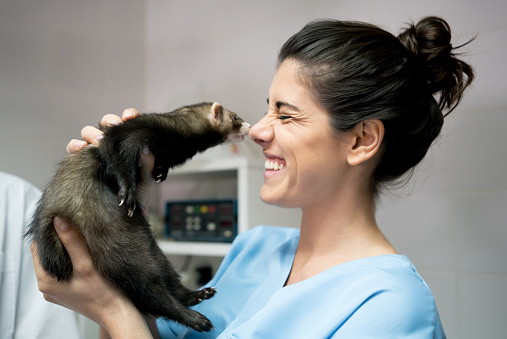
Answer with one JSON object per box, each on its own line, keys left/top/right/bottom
{"left": 263, "top": 110, "right": 291, "bottom": 120}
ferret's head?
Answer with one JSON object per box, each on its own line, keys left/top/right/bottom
{"left": 208, "top": 102, "right": 250, "bottom": 143}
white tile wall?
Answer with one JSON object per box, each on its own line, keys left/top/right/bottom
{"left": 458, "top": 273, "right": 507, "bottom": 339}
{"left": 454, "top": 192, "right": 507, "bottom": 274}
{"left": 377, "top": 194, "right": 456, "bottom": 271}
{"left": 0, "top": 0, "right": 146, "bottom": 188}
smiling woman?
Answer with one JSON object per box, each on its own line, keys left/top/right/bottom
{"left": 157, "top": 17, "right": 472, "bottom": 339}
{"left": 31, "top": 16, "right": 473, "bottom": 339}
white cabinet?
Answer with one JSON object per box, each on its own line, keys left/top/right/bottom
{"left": 152, "top": 154, "right": 301, "bottom": 257}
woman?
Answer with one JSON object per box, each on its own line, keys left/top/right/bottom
{"left": 31, "top": 16, "right": 473, "bottom": 338}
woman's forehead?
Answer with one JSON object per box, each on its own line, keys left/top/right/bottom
{"left": 269, "top": 61, "right": 309, "bottom": 103}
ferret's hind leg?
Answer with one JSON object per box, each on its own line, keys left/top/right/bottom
{"left": 183, "top": 287, "right": 217, "bottom": 307}
{"left": 156, "top": 294, "right": 214, "bottom": 332}
{"left": 152, "top": 248, "right": 217, "bottom": 307}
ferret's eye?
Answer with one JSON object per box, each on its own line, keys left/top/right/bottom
{"left": 232, "top": 115, "right": 238, "bottom": 121}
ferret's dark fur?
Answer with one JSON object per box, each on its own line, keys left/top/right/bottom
{"left": 26, "top": 102, "right": 250, "bottom": 332}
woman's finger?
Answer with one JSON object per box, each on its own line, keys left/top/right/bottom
{"left": 80, "top": 125, "right": 104, "bottom": 146}
{"left": 100, "top": 114, "right": 123, "bottom": 127}
{"left": 66, "top": 139, "right": 88, "bottom": 154}
{"left": 122, "top": 108, "right": 141, "bottom": 121}
{"left": 67, "top": 109, "right": 141, "bottom": 155}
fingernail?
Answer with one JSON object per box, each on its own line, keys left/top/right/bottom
{"left": 54, "top": 217, "right": 70, "bottom": 231}
{"left": 95, "top": 134, "right": 104, "bottom": 143}
{"left": 123, "top": 109, "right": 136, "bottom": 118}
{"left": 76, "top": 140, "right": 87, "bottom": 148}
{"left": 142, "top": 146, "right": 150, "bottom": 155}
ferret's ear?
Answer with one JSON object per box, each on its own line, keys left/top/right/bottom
{"left": 209, "top": 102, "right": 223, "bottom": 125}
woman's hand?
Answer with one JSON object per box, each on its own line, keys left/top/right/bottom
{"left": 66, "top": 108, "right": 155, "bottom": 212}
{"left": 30, "top": 217, "right": 153, "bottom": 338}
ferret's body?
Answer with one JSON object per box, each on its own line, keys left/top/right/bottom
{"left": 26, "top": 102, "right": 250, "bottom": 332}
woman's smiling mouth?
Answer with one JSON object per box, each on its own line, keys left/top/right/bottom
{"left": 264, "top": 157, "right": 286, "bottom": 171}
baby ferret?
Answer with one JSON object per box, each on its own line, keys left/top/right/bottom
{"left": 26, "top": 102, "right": 250, "bottom": 332}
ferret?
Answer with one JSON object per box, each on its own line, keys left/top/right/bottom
{"left": 26, "top": 102, "right": 250, "bottom": 332}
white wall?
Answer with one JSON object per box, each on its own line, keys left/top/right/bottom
{"left": 1, "top": 0, "right": 506, "bottom": 338}
{"left": 0, "top": 0, "right": 146, "bottom": 189}
{"left": 146, "top": 1, "right": 507, "bottom": 338}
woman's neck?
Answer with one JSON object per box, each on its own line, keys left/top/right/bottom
{"left": 285, "top": 191, "right": 397, "bottom": 286}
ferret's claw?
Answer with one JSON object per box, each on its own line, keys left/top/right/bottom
{"left": 127, "top": 204, "right": 136, "bottom": 217}
{"left": 155, "top": 172, "right": 163, "bottom": 183}
{"left": 152, "top": 164, "right": 169, "bottom": 183}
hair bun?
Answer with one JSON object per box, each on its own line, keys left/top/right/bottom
{"left": 398, "top": 16, "right": 474, "bottom": 115}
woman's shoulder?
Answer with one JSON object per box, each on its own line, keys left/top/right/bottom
{"left": 335, "top": 255, "right": 435, "bottom": 303}
{"left": 327, "top": 255, "right": 441, "bottom": 335}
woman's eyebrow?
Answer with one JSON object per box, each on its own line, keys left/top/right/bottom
{"left": 266, "top": 98, "right": 300, "bottom": 112}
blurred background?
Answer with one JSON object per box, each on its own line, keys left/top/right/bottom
{"left": 1, "top": 0, "right": 506, "bottom": 338}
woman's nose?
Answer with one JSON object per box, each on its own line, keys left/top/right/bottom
{"left": 249, "top": 115, "right": 274, "bottom": 146}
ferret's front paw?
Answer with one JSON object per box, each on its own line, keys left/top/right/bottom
{"left": 118, "top": 185, "right": 137, "bottom": 217}
{"left": 152, "top": 165, "right": 168, "bottom": 183}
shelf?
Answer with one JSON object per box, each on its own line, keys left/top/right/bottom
{"left": 157, "top": 239, "right": 231, "bottom": 257}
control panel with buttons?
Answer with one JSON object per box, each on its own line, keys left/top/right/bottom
{"left": 165, "top": 200, "right": 237, "bottom": 242}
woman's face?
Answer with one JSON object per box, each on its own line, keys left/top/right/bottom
{"left": 249, "top": 59, "right": 352, "bottom": 209}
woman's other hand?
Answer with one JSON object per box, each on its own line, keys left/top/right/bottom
{"left": 30, "top": 217, "right": 152, "bottom": 338}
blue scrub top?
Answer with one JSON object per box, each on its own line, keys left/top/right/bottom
{"left": 157, "top": 226, "right": 446, "bottom": 338}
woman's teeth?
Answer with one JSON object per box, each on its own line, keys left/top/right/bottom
{"left": 265, "top": 159, "right": 286, "bottom": 171}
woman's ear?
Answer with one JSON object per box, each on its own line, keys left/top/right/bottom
{"left": 347, "top": 119, "right": 384, "bottom": 166}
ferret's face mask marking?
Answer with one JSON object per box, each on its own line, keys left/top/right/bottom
{"left": 209, "top": 102, "right": 250, "bottom": 143}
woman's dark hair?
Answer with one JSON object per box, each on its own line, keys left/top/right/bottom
{"left": 278, "top": 16, "right": 474, "bottom": 195}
